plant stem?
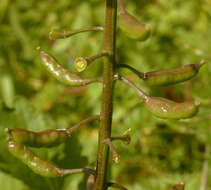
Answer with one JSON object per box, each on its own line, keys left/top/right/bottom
{"left": 94, "top": 0, "right": 117, "bottom": 189}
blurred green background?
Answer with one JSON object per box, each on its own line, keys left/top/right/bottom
{"left": 0, "top": 0, "right": 211, "bottom": 189}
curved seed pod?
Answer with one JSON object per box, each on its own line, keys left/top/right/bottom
{"left": 5, "top": 115, "right": 100, "bottom": 148}
{"left": 119, "top": 76, "right": 199, "bottom": 119}
{"left": 118, "top": 0, "right": 151, "bottom": 41}
{"left": 37, "top": 47, "right": 101, "bottom": 86}
{"left": 6, "top": 128, "right": 69, "bottom": 148}
{"left": 7, "top": 139, "right": 95, "bottom": 177}
{"left": 143, "top": 61, "right": 206, "bottom": 86}
{"left": 117, "top": 61, "right": 205, "bottom": 86}
{"left": 145, "top": 96, "right": 199, "bottom": 119}
{"left": 0, "top": 74, "right": 15, "bottom": 109}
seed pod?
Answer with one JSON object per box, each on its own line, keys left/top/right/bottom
{"left": 118, "top": 0, "right": 151, "bottom": 41}
{"left": 37, "top": 47, "right": 101, "bottom": 86}
{"left": 119, "top": 76, "right": 199, "bottom": 119}
{"left": 143, "top": 61, "right": 205, "bottom": 86}
{"left": 5, "top": 115, "right": 100, "bottom": 148}
{"left": 7, "top": 139, "right": 74, "bottom": 177}
{"left": 6, "top": 128, "right": 69, "bottom": 148}
{"left": 145, "top": 96, "right": 199, "bottom": 119}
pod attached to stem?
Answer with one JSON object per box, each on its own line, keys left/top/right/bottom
{"left": 7, "top": 139, "right": 95, "bottom": 177}
{"left": 143, "top": 60, "right": 206, "bottom": 86}
{"left": 37, "top": 47, "right": 102, "bottom": 86}
{"left": 117, "top": 60, "right": 206, "bottom": 86}
{"left": 119, "top": 76, "right": 199, "bottom": 119}
{"left": 118, "top": 0, "right": 151, "bottom": 41}
{"left": 5, "top": 115, "right": 100, "bottom": 148}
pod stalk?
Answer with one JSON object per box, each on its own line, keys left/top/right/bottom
{"left": 49, "top": 26, "right": 104, "bottom": 40}
{"left": 66, "top": 115, "right": 100, "bottom": 134}
{"left": 103, "top": 138, "right": 120, "bottom": 163}
{"left": 111, "top": 128, "right": 131, "bottom": 145}
{"left": 117, "top": 63, "right": 145, "bottom": 78}
{"left": 118, "top": 75, "right": 148, "bottom": 100}
{"left": 62, "top": 168, "right": 96, "bottom": 176}
{"left": 74, "top": 52, "right": 109, "bottom": 72}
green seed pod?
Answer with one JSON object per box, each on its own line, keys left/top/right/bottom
{"left": 143, "top": 61, "right": 205, "bottom": 86}
{"left": 5, "top": 115, "right": 100, "bottom": 148}
{"left": 6, "top": 128, "right": 69, "bottom": 148}
{"left": 145, "top": 96, "right": 199, "bottom": 119}
{"left": 119, "top": 76, "right": 199, "bottom": 119}
{"left": 37, "top": 47, "right": 101, "bottom": 86}
{"left": 118, "top": 0, "right": 151, "bottom": 41}
{"left": 0, "top": 74, "right": 15, "bottom": 109}
{"left": 74, "top": 57, "right": 87, "bottom": 72}
{"left": 7, "top": 139, "right": 74, "bottom": 177}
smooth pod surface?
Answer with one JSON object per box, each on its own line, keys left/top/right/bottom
{"left": 145, "top": 96, "right": 199, "bottom": 119}
{"left": 119, "top": 10, "right": 151, "bottom": 41}
{"left": 7, "top": 139, "right": 70, "bottom": 177}
{"left": 143, "top": 62, "right": 205, "bottom": 86}
{"left": 6, "top": 128, "right": 69, "bottom": 148}
{"left": 38, "top": 47, "right": 100, "bottom": 86}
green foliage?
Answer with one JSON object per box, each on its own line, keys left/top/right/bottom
{"left": 0, "top": 0, "right": 211, "bottom": 189}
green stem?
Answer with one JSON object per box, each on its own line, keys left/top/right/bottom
{"left": 94, "top": 0, "right": 117, "bottom": 189}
